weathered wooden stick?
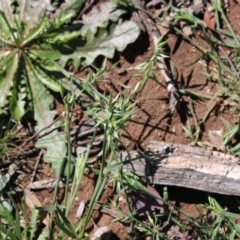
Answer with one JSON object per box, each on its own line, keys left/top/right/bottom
{"left": 131, "top": 0, "right": 180, "bottom": 110}
{"left": 118, "top": 141, "right": 240, "bottom": 196}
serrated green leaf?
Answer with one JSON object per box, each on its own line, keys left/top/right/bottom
{"left": 60, "top": 21, "right": 140, "bottom": 66}
{"left": 0, "top": 11, "right": 15, "bottom": 45}
{"left": 51, "top": 0, "right": 83, "bottom": 19}
{"left": 22, "top": 0, "right": 56, "bottom": 35}
{"left": 39, "top": 61, "right": 72, "bottom": 78}
{"left": 0, "top": 49, "right": 12, "bottom": 59}
{"left": 30, "top": 63, "right": 62, "bottom": 92}
{"left": 30, "top": 42, "right": 63, "bottom": 61}
{"left": 0, "top": 48, "right": 17, "bottom": 70}
{"left": 81, "top": 2, "right": 126, "bottom": 37}
{"left": 21, "top": 16, "right": 48, "bottom": 46}
{"left": 0, "top": 50, "right": 19, "bottom": 109}
{"left": 49, "top": 10, "right": 77, "bottom": 29}
{"left": 9, "top": 75, "right": 26, "bottom": 120}
{"left": 25, "top": 57, "right": 66, "bottom": 173}
{"left": 51, "top": 29, "right": 82, "bottom": 43}
{"left": 0, "top": 1, "right": 15, "bottom": 30}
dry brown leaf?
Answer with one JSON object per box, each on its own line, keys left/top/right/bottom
{"left": 203, "top": 2, "right": 216, "bottom": 30}
{"left": 24, "top": 189, "right": 50, "bottom": 227}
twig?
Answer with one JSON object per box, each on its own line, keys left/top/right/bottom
{"left": 131, "top": 0, "right": 180, "bottom": 111}
{"left": 30, "top": 149, "right": 43, "bottom": 183}
{"left": 9, "top": 149, "right": 39, "bottom": 159}
{"left": 209, "top": 27, "right": 240, "bottom": 80}
{"left": 73, "top": 127, "right": 98, "bottom": 140}
{"left": 218, "top": 45, "right": 240, "bottom": 80}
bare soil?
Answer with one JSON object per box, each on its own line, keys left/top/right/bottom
{"left": 8, "top": 1, "right": 240, "bottom": 239}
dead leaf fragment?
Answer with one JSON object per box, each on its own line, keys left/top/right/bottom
{"left": 203, "top": 2, "right": 216, "bottom": 30}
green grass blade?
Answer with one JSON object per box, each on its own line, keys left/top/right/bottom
{"left": 0, "top": 224, "right": 18, "bottom": 240}
{"left": 55, "top": 206, "right": 78, "bottom": 238}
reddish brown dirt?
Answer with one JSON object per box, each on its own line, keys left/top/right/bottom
{"left": 9, "top": 1, "right": 240, "bottom": 239}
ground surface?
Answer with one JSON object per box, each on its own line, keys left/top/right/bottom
{"left": 6, "top": 1, "right": 240, "bottom": 239}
